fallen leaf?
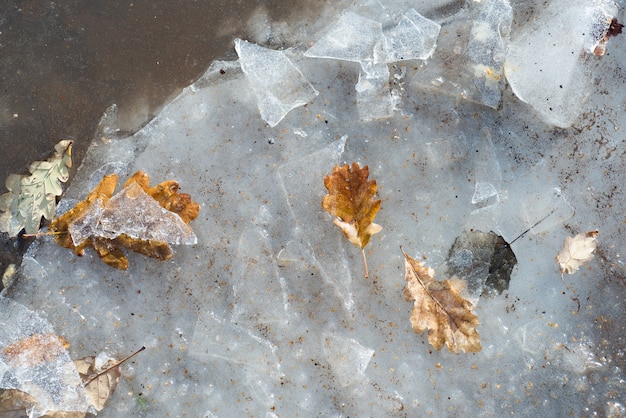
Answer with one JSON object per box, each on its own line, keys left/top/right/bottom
{"left": 322, "top": 162, "right": 382, "bottom": 277}
{"left": 1, "top": 333, "right": 70, "bottom": 367}
{"left": 401, "top": 247, "right": 482, "bottom": 353}
{"left": 75, "top": 346, "right": 145, "bottom": 412}
{"left": 125, "top": 170, "right": 200, "bottom": 223}
{"left": 0, "top": 140, "right": 72, "bottom": 236}
{"left": 49, "top": 171, "right": 199, "bottom": 270}
{"left": 74, "top": 356, "right": 120, "bottom": 412}
{"left": 556, "top": 230, "right": 599, "bottom": 276}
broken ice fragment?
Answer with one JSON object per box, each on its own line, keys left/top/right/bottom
{"left": 582, "top": 2, "right": 620, "bottom": 56}
{"left": 235, "top": 38, "right": 318, "bottom": 127}
{"left": 0, "top": 297, "right": 90, "bottom": 415}
{"left": 304, "top": 12, "right": 384, "bottom": 63}
{"left": 322, "top": 332, "right": 374, "bottom": 387}
{"left": 356, "top": 61, "right": 395, "bottom": 121}
{"left": 471, "top": 129, "right": 501, "bottom": 207}
{"left": 383, "top": 8, "right": 441, "bottom": 63}
{"left": 467, "top": 0, "right": 512, "bottom": 108}
{"left": 68, "top": 182, "right": 197, "bottom": 246}
{"left": 67, "top": 198, "right": 106, "bottom": 246}
{"left": 232, "top": 224, "right": 289, "bottom": 327}
{"left": 504, "top": 1, "right": 615, "bottom": 127}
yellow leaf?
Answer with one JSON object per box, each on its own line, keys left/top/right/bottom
{"left": 402, "top": 248, "right": 482, "bottom": 353}
{"left": 322, "top": 162, "right": 382, "bottom": 277}
{"left": 556, "top": 230, "right": 598, "bottom": 276}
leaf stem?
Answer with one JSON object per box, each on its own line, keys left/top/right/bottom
{"left": 362, "top": 248, "right": 369, "bottom": 278}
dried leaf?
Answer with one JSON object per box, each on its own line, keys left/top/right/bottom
{"left": 556, "top": 230, "right": 598, "bottom": 276}
{"left": 402, "top": 248, "right": 481, "bottom": 353}
{"left": 322, "top": 163, "right": 382, "bottom": 277}
{"left": 75, "top": 346, "right": 145, "bottom": 412}
{"left": 74, "top": 356, "right": 121, "bottom": 412}
{"left": 49, "top": 171, "right": 199, "bottom": 270}
{"left": 125, "top": 170, "right": 200, "bottom": 223}
{"left": 0, "top": 140, "right": 72, "bottom": 236}
{"left": 1, "top": 333, "right": 69, "bottom": 367}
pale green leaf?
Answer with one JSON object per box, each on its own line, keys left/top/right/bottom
{"left": 0, "top": 140, "right": 73, "bottom": 236}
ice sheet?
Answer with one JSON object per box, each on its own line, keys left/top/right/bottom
{"left": 3, "top": 1, "right": 626, "bottom": 416}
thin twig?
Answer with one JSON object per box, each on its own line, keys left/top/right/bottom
{"left": 81, "top": 346, "right": 146, "bottom": 387}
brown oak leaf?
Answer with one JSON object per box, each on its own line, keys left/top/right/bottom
{"left": 322, "top": 162, "right": 382, "bottom": 277}
{"left": 556, "top": 230, "right": 598, "bottom": 277}
{"left": 402, "top": 247, "right": 481, "bottom": 353}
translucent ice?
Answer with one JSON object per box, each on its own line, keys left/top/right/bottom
{"left": 467, "top": 0, "right": 512, "bottom": 108}
{"left": 235, "top": 38, "right": 318, "bottom": 127}
{"left": 322, "top": 332, "right": 374, "bottom": 387}
{"left": 471, "top": 129, "right": 501, "bottom": 207}
{"left": 232, "top": 222, "right": 289, "bottom": 327}
{"left": 409, "top": 2, "right": 512, "bottom": 108}
{"left": 276, "top": 137, "right": 354, "bottom": 311}
{"left": 69, "top": 182, "right": 197, "bottom": 246}
{"left": 356, "top": 61, "right": 395, "bottom": 121}
{"left": 190, "top": 311, "right": 282, "bottom": 380}
{"left": 304, "top": 12, "right": 384, "bottom": 63}
{"left": 0, "top": 297, "right": 90, "bottom": 416}
{"left": 504, "top": 1, "right": 617, "bottom": 127}
{"left": 383, "top": 8, "right": 441, "bottom": 63}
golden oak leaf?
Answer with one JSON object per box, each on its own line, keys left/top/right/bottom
{"left": 125, "top": 170, "right": 200, "bottom": 223}
{"left": 49, "top": 171, "right": 198, "bottom": 270}
{"left": 401, "top": 248, "right": 482, "bottom": 353}
{"left": 556, "top": 230, "right": 598, "bottom": 277}
{"left": 322, "top": 162, "right": 382, "bottom": 277}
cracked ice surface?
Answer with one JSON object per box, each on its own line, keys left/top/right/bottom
{"left": 3, "top": 0, "right": 626, "bottom": 416}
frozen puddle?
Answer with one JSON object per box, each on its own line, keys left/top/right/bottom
{"left": 2, "top": 0, "right": 626, "bottom": 416}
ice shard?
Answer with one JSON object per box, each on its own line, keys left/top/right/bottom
{"left": 382, "top": 8, "right": 440, "bottom": 63}
{"left": 69, "top": 182, "right": 197, "bottom": 246}
{"left": 504, "top": 0, "right": 618, "bottom": 127}
{"left": 467, "top": 0, "right": 512, "bottom": 108}
{"left": 304, "top": 12, "right": 384, "bottom": 63}
{"left": 356, "top": 60, "right": 395, "bottom": 121}
{"left": 235, "top": 38, "right": 318, "bottom": 127}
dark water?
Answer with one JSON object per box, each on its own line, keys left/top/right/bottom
{"left": 0, "top": 0, "right": 325, "bottom": 272}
